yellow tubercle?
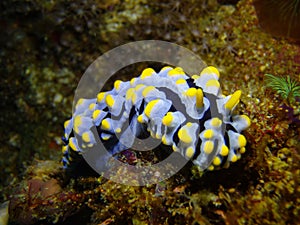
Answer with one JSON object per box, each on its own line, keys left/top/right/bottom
{"left": 238, "top": 134, "right": 247, "bottom": 147}
{"left": 102, "top": 135, "right": 110, "bottom": 141}
{"left": 130, "top": 77, "right": 137, "bottom": 86}
{"left": 161, "top": 66, "right": 173, "bottom": 71}
{"left": 144, "top": 99, "right": 160, "bottom": 118}
{"left": 105, "top": 94, "right": 115, "bottom": 108}
{"left": 89, "top": 103, "right": 96, "bottom": 111}
{"left": 115, "top": 128, "right": 122, "bottom": 133}
{"left": 191, "top": 74, "right": 200, "bottom": 80}
{"left": 239, "top": 147, "right": 246, "bottom": 154}
{"left": 69, "top": 138, "right": 78, "bottom": 151}
{"left": 185, "top": 147, "right": 195, "bottom": 158}
{"left": 135, "top": 84, "right": 145, "bottom": 91}
{"left": 203, "top": 141, "right": 214, "bottom": 154}
{"left": 92, "top": 110, "right": 101, "bottom": 120}
{"left": 77, "top": 98, "right": 85, "bottom": 106}
{"left": 200, "top": 66, "right": 220, "bottom": 78}
{"left": 241, "top": 115, "right": 251, "bottom": 127}
{"left": 176, "top": 79, "right": 186, "bottom": 85}
{"left": 211, "top": 117, "right": 222, "bottom": 127}
{"left": 231, "top": 154, "right": 238, "bottom": 162}
{"left": 205, "top": 79, "right": 220, "bottom": 88}
{"left": 203, "top": 129, "right": 214, "bottom": 139}
{"left": 213, "top": 156, "right": 222, "bottom": 166}
{"left": 220, "top": 145, "right": 229, "bottom": 156}
{"left": 61, "top": 145, "right": 68, "bottom": 154}
{"left": 73, "top": 115, "right": 82, "bottom": 134}
{"left": 178, "top": 128, "right": 192, "bottom": 144}
{"left": 168, "top": 67, "right": 185, "bottom": 76}
{"left": 131, "top": 92, "right": 137, "bottom": 104}
{"left": 141, "top": 68, "right": 155, "bottom": 79}
{"left": 225, "top": 90, "right": 242, "bottom": 110}
{"left": 137, "top": 115, "right": 144, "bottom": 123}
{"left": 185, "top": 87, "right": 197, "bottom": 97}
{"left": 97, "top": 92, "right": 106, "bottom": 102}
{"left": 162, "top": 112, "right": 173, "bottom": 126}
{"left": 101, "top": 119, "right": 111, "bottom": 130}
{"left": 82, "top": 131, "right": 91, "bottom": 143}
{"left": 196, "top": 89, "right": 204, "bottom": 108}
{"left": 142, "top": 86, "right": 156, "bottom": 97}
{"left": 64, "top": 119, "right": 71, "bottom": 129}
{"left": 114, "top": 80, "right": 122, "bottom": 90}
{"left": 208, "top": 165, "right": 214, "bottom": 171}
{"left": 125, "top": 88, "right": 135, "bottom": 100}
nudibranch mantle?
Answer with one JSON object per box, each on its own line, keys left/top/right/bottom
{"left": 62, "top": 66, "right": 251, "bottom": 171}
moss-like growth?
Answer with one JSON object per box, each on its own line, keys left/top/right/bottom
{"left": 2, "top": 0, "right": 300, "bottom": 224}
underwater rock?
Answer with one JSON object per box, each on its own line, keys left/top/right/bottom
{"left": 8, "top": 161, "right": 86, "bottom": 225}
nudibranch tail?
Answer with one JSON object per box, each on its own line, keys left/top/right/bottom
{"left": 62, "top": 66, "right": 251, "bottom": 173}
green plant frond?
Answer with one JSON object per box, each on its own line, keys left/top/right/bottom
{"left": 265, "top": 74, "right": 289, "bottom": 97}
{"left": 292, "top": 86, "right": 300, "bottom": 97}
{"left": 264, "top": 73, "right": 300, "bottom": 101}
{"left": 287, "top": 77, "right": 300, "bottom": 97}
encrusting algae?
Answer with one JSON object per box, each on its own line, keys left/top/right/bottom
{"left": 1, "top": 0, "right": 300, "bottom": 224}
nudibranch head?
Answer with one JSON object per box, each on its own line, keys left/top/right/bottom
{"left": 62, "top": 66, "right": 251, "bottom": 173}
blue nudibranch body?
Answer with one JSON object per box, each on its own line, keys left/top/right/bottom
{"left": 62, "top": 66, "right": 251, "bottom": 171}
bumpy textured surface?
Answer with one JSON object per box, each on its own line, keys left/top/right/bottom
{"left": 62, "top": 66, "right": 251, "bottom": 171}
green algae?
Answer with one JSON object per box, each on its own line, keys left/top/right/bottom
{"left": 264, "top": 73, "right": 300, "bottom": 105}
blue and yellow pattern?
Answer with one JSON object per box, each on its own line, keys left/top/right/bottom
{"left": 62, "top": 66, "right": 251, "bottom": 171}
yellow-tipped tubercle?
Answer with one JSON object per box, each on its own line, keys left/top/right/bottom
{"left": 105, "top": 94, "right": 115, "bottom": 108}
{"left": 213, "top": 156, "right": 222, "bottom": 166}
{"left": 141, "top": 68, "right": 155, "bottom": 79}
{"left": 241, "top": 115, "right": 251, "bottom": 127}
{"left": 114, "top": 80, "right": 122, "bottom": 90}
{"left": 73, "top": 115, "right": 82, "bottom": 134}
{"left": 225, "top": 90, "right": 242, "bottom": 110}
{"left": 203, "top": 129, "right": 214, "bottom": 139}
{"left": 185, "top": 147, "right": 195, "bottom": 158}
{"left": 238, "top": 134, "right": 247, "bottom": 147}
{"left": 178, "top": 128, "right": 192, "bottom": 144}
{"left": 211, "top": 117, "right": 222, "bottom": 127}
{"left": 205, "top": 79, "right": 220, "bottom": 88}
{"left": 200, "top": 66, "right": 220, "bottom": 78}
{"left": 82, "top": 131, "right": 91, "bottom": 143}
{"left": 162, "top": 112, "right": 173, "bottom": 126}
{"left": 97, "top": 92, "right": 106, "bottom": 102}
{"left": 220, "top": 145, "right": 229, "bottom": 156}
{"left": 231, "top": 154, "right": 238, "bottom": 162}
{"left": 203, "top": 141, "right": 214, "bottom": 154}
{"left": 137, "top": 115, "right": 144, "bottom": 123}
{"left": 168, "top": 67, "right": 185, "bottom": 76}
{"left": 196, "top": 89, "right": 204, "bottom": 108}
{"left": 144, "top": 99, "right": 160, "bottom": 118}
{"left": 142, "top": 86, "right": 156, "bottom": 97}
{"left": 185, "top": 87, "right": 197, "bottom": 97}
{"left": 101, "top": 119, "right": 111, "bottom": 130}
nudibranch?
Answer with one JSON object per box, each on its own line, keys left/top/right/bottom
{"left": 62, "top": 66, "right": 251, "bottom": 172}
